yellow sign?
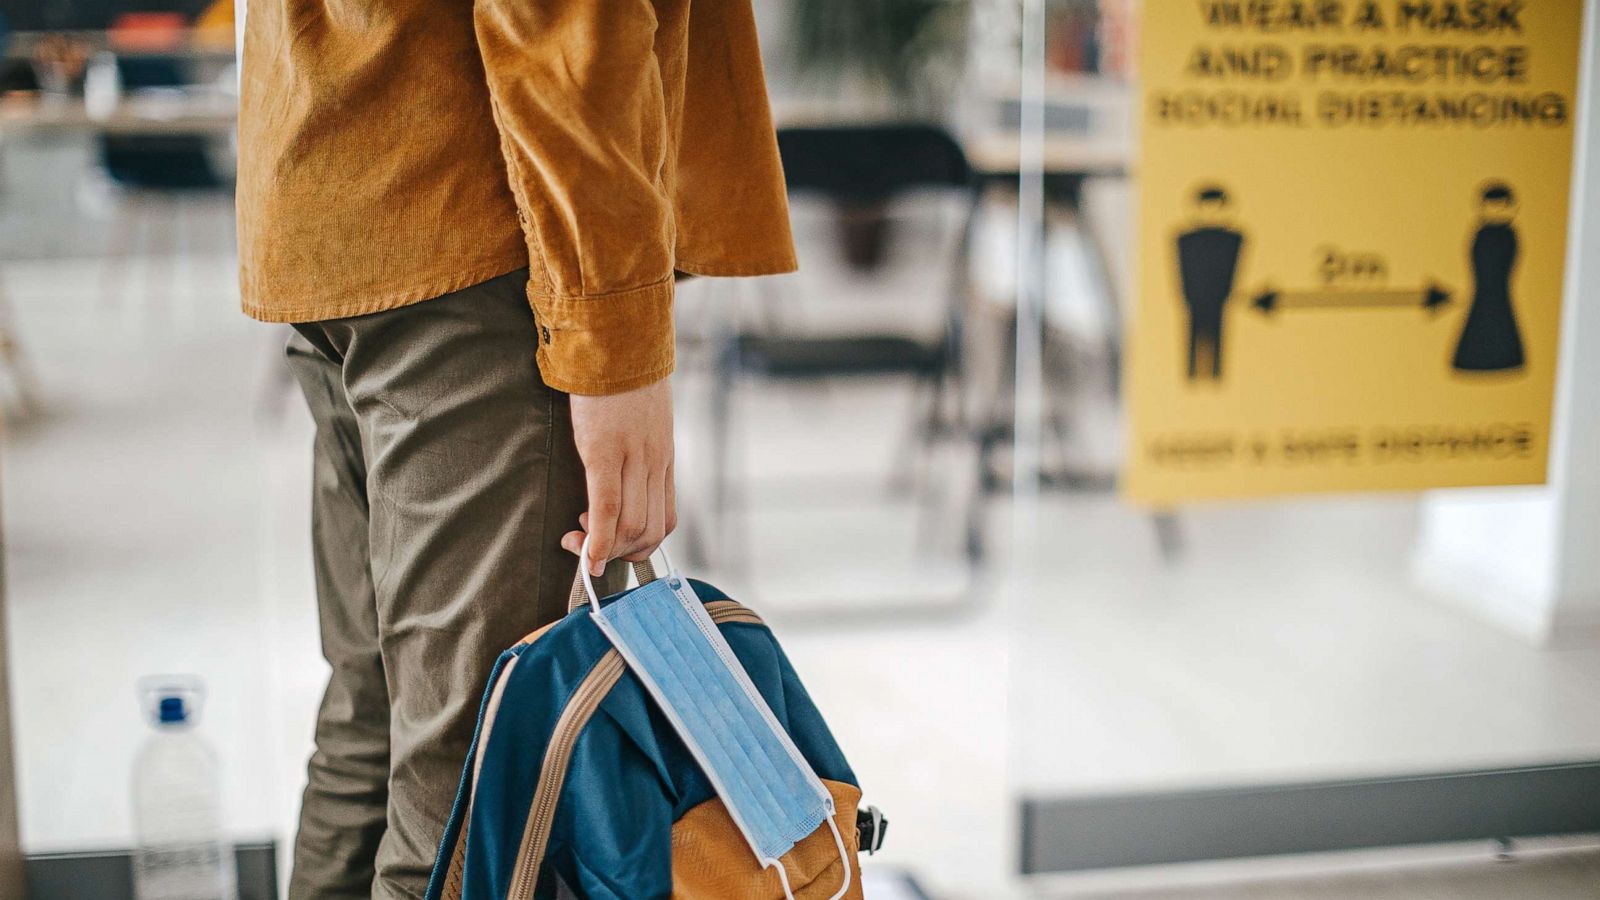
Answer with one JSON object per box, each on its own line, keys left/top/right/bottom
{"left": 1124, "top": 0, "right": 1583, "bottom": 504}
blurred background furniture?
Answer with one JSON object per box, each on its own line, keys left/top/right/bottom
{"left": 0, "top": 16, "right": 237, "bottom": 396}
{"left": 94, "top": 47, "right": 234, "bottom": 316}
{"left": 708, "top": 123, "right": 983, "bottom": 570}
{"left": 0, "top": 465, "right": 22, "bottom": 900}
{"left": 0, "top": 43, "right": 238, "bottom": 290}
{"left": 0, "top": 275, "right": 39, "bottom": 412}
{"left": 953, "top": 77, "right": 1183, "bottom": 560}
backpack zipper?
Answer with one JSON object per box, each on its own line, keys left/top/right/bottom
{"left": 502, "top": 600, "right": 763, "bottom": 900}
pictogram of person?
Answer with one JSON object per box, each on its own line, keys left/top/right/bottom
{"left": 1452, "top": 181, "right": 1525, "bottom": 373}
{"left": 1176, "top": 185, "right": 1245, "bottom": 382}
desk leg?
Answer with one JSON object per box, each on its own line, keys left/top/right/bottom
{"left": 0, "top": 270, "right": 42, "bottom": 414}
{"left": 1064, "top": 179, "right": 1125, "bottom": 399}
{"left": 0, "top": 472, "right": 24, "bottom": 898}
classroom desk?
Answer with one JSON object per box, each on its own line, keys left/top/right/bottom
{"left": 0, "top": 92, "right": 237, "bottom": 138}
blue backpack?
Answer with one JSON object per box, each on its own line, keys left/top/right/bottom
{"left": 425, "top": 562, "right": 886, "bottom": 899}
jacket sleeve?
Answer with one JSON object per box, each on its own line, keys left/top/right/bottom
{"left": 474, "top": 1, "right": 676, "bottom": 395}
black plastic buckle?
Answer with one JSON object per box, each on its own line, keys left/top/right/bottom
{"left": 856, "top": 805, "right": 887, "bottom": 855}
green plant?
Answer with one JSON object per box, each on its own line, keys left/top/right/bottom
{"left": 788, "top": 0, "right": 970, "bottom": 104}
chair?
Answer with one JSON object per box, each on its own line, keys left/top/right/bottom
{"left": 707, "top": 123, "right": 983, "bottom": 568}
{"left": 99, "top": 56, "right": 233, "bottom": 315}
{"left": 102, "top": 57, "right": 228, "bottom": 189}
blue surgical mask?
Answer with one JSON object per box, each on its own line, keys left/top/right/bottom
{"left": 580, "top": 538, "right": 851, "bottom": 900}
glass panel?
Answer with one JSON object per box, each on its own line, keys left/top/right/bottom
{"left": 1009, "top": 0, "right": 1600, "bottom": 891}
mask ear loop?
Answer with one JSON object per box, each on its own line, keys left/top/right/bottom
{"left": 766, "top": 859, "right": 795, "bottom": 900}
{"left": 580, "top": 533, "right": 677, "bottom": 616}
{"left": 762, "top": 818, "right": 853, "bottom": 900}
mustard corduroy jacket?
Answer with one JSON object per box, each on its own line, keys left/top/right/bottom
{"left": 237, "top": 0, "right": 797, "bottom": 395}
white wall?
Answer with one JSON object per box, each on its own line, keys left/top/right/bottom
{"left": 1414, "top": 0, "right": 1600, "bottom": 647}
{"left": 1549, "top": 0, "right": 1600, "bottom": 636}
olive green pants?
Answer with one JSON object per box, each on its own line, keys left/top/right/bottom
{"left": 283, "top": 271, "right": 624, "bottom": 900}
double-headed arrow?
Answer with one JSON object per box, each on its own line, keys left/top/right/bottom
{"left": 1252, "top": 282, "right": 1452, "bottom": 315}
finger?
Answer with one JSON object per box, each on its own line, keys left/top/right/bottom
{"left": 584, "top": 461, "right": 621, "bottom": 577}
{"left": 567, "top": 514, "right": 590, "bottom": 567}
{"left": 625, "top": 463, "right": 667, "bottom": 562}
{"left": 614, "top": 453, "right": 650, "bottom": 561}
{"left": 663, "top": 459, "right": 677, "bottom": 537}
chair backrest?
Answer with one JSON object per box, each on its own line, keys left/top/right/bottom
{"left": 101, "top": 56, "right": 226, "bottom": 190}
{"left": 776, "top": 124, "right": 972, "bottom": 202}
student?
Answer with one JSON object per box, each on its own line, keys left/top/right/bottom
{"left": 234, "top": 4, "right": 796, "bottom": 897}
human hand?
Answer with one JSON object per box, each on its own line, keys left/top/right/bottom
{"left": 560, "top": 378, "right": 675, "bottom": 576}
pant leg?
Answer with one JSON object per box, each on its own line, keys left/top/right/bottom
{"left": 1186, "top": 319, "right": 1200, "bottom": 380}
{"left": 1209, "top": 315, "right": 1225, "bottom": 379}
{"left": 1190, "top": 316, "right": 1222, "bottom": 382}
{"left": 322, "top": 271, "right": 624, "bottom": 900}
{"left": 284, "top": 330, "right": 391, "bottom": 900}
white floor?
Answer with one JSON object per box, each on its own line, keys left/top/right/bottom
{"left": 3, "top": 191, "right": 1600, "bottom": 900}
{"left": 1012, "top": 494, "right": 1600, "bottom": 795}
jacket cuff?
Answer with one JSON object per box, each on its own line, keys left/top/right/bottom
{"left": 529, "top": 278, "right": 675, "bottom": 395}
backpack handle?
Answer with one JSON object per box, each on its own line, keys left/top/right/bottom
{"left": 566, "top": 546, "right": 665, "bottom": 613}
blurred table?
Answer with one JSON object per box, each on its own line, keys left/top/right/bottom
{"left": 0, "top": 91, "right": 237, "bottom": 138}
{"left": 0, "top": 90, "right": 234, "bottom": 413}
{"left": 4, "top": 29, "right": 236, "bottom": 64}
{"left": 961, "top": 131, "right": 1130, "bottom": 181}
{"left": 960, "top": 109, "right": 1147, "bottom": 535}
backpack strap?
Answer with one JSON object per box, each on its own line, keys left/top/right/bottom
{"left": 502, "top": 600, "right": 764, "bottom": 896}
